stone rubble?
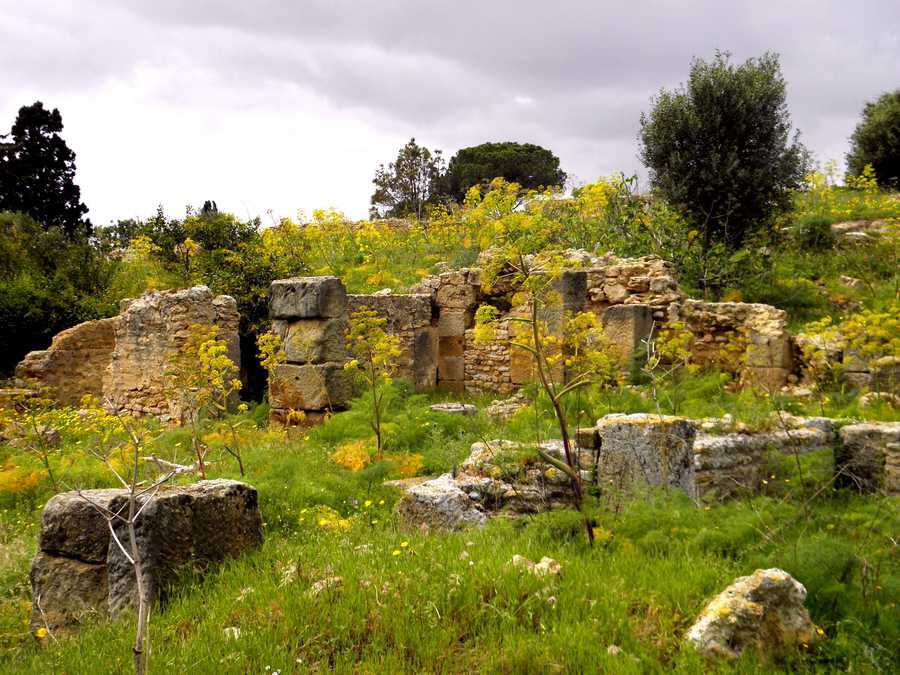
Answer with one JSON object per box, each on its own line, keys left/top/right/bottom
{"left": 686, "top": 568, "right": 819, "bottom": 659}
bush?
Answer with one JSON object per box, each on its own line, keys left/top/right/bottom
{"left": 846, "top": 89, "right": 900, "bottom": 187}
{"left": 639, "top": 52, "right": 808, "bottom": 256}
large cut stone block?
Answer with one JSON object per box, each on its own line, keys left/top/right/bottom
{"left": 553, "top": 270, "right": 587, "bottom": 313}
{"left": 437, "top": 309, "right": 472, "bottom": 336}
{"left": 106, "top": 480, "right": 263, "bottom": 616}
{"left": 269, "top": 362, "right": 354, "bottom": 410}
{"left": 437, "top": 355, "right": 465, "bottom": 383}
{"left": 270, "top": 276, "right": 347, "bottom": 320}
{"left": 435, "top": 281, "right": 478, "bottom": 310}
{"left": 30, "top": 480, "right": 263, "bottom": 631}
{"left": 601, "top": 304, "right": 653, "bottom": 364}
{"left": 837, "top": 422, "right": 900, "bottom": 494}
{"left": 413, "top": 327, "right": 438, "bottom": 391}
{"left": 39, "top": 489, "right": 122, "bottom": 563}
{"left": 272, "top": 317, "right": 348, "bottom": 364}
{"left": 595, "top": 413, "right": 697, "bottom": 497}
{"left": 29, "top": 553, "right": 108, "bottom": 632}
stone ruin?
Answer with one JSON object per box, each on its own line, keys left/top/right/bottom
{"left": 30, "top": 479, "right": 262, "bottom": 633}
{"left": 394, "top": 414, "right": 900, "bottom": 529}
{"left": 264, "top": 255, "right": 800, "bottom": 422}
{"left": 14, "top": 286, "right": 240, "bottom": 422}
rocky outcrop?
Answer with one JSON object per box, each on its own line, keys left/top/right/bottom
{"left": 14, "top": 286, "right": 240, "bottom": 421}
{"left": 29, "top": 480, "right": 262, "bottom": 633}
{"left": 836, "top": 422, "right": 900, "bottom": 494}
{"left": 15, "top": 318, "right": 117, "bottom": 406}
{"left": 686, "top": 568, "right": 819, "bottom": 659}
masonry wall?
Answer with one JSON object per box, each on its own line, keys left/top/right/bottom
{"left": 15, "top": 286, "right": 240, "bottom": 421}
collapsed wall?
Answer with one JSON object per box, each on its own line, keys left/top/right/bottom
{"left": 15, "top": 318, "right": 118, "bottom": 406}
{"left": 14, "top": 286, "right": 240, "bottom": 421}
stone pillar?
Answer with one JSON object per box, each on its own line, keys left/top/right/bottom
{"left": 837, "top": 422, "right": 900, "bottom": 494}
{"left": 434, "top": 270, "right": 480, "bottom": 392}
{"left": 594, "top": 413, "right": 697, "bottom": 498}
{"left": 601, "top": 304, "right": 654, "bottom": 366}
{"left": 268, "top": 277, "right": 352, "bottom": 425}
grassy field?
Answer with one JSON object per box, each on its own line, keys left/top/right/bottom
{"left": 0, "top": 381, "right": 897, "bottom": 673}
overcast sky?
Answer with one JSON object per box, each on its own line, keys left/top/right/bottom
{"left": 2, "top": 1, "right": 898, "bottom": 225}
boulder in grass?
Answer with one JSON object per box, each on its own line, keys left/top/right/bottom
{"left": 686, "top": 568, "right": 820, "bottom": 659}
{"left": 396, "top": 474, "right": 486, "bottom": 531}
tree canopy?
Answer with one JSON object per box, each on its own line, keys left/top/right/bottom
{"left": 446, "top": 141, "right": 566, "bottom": 201}
{"left": 0, "top": 102, "right": 90, "bottom": 237}
{"left": 370, "top": 138, "right": 446, "bottom": 220}
{"left": 639, "top": 52, "right": 808, "bottom": 252}
{"left": 846, "top": 89, "right": 900, "bottom": 187}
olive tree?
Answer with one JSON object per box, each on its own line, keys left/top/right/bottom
{"left": 640, "top": 52, "right": 808, "bottom": 255}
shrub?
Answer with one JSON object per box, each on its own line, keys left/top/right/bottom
{"left": 846, "top": 89, "right": 900, "bottom": 187}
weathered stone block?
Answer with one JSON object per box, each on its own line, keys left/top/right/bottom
{"left": 741, "top": 366, "right": 790, "bottom": 392}
{"left": 746, "top": 333, "right": 792, "bottom": 369}
{"left": 553, "top": 270, "right": 587, "bottom": 313}
{"left": 601, "top": 304, "right": 653, "bottom": 364}
{"left": 270, "top": 276, "right": 347, "bottom": 319}
{"left": 435, "top": 281, "right": 477, "bottom": 310}
{"left": 437, "top": 309, "right": 472, "bottom": 336}
{"left": 595, "top": 413, "right": 697, "bottom": 497}
{"left": 269, "top": 362, "right": 354, "bottom": 410}
{"left": 272, "top": 317, "right": 348, "bottom": 364}
{"left": 686, "top": 568, "right": 818, "bottom": 659}
{"left": 437, "top": 355, "right": 465, "bottom": 382}
{"left": 29, "top": 553, "right": 108, "bottom": 632}
{"left": 439, "top": 335, "right": 464, "bottom": 358}
{"left": 837, "top": 422, "right": 900, "bottom": 494}
{"left": 397, "top": 474, "right": 486, "bottom": 530}
{"left": 871, "top": 356, "right": 900, "bottom": 394}
{"left": 412, "top": 327, "right": 438, "bottom": 391}
{"left": 39, "top": 490, "right": 121, "bottom": 563}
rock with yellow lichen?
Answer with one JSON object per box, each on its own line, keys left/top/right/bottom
{"left": 686, "top": 568, "right": 820, "bottom": 659}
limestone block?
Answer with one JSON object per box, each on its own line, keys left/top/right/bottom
{"left": 601, "top": 304, "right": 653, "bottom": 364}
{"left": 437, "top": 355, "right": 465, "bottom": 383}
{"left": 412, "top": 327, "right": 438, "bottom": 391}
{"left": 746, "top": 332, "right": 793, "bottom": 369}
{"left": 686, "top": 568, "right": 818, "bottom": 659}
{"left": 553, "top": 270, "right": 587, "bottom": 313}
{"left": 437, "top": 309, "right": 472, "bottom": 336}
{"left": 270, "top": 276, "right": 347, "bottom": 319}
{"left": 509, "top": 345, "right": 536, "bottom": 385}
{"left": 595, "top": 413, "right": 697, "bottom": 497}
{"left": 396, "top": 474, "right": 486, "bottom": 530}
{"left": 603, "top": 282, "right": 629, "bottom": 304}
{"left": 837, "top": 422, "right": 900, "bottom": 494}
{"left": 435, "top": 281, "right": 478, "bottom": 309}
{"left": 106, "top": 480, "right": 262, "bottom": 616}
{"left": 39, "top": 490, "right": 122, "bottom": 563}
{"left": 272, "top": 317, "right": 348, "bottom": 364}
{"left": 871, "top": 356, "right": 900, "bottom": 394}
{"left": 269, "top": 362, "right": 353, "bottom": 410}
{"left": 29, "top": 553, "right": 108, "bottom": 632}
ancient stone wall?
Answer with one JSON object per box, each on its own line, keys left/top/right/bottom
{"left": 347, "top": 293, "right": 437, "bottom": 391}
{"left": 268, "top": 277, "right": 352, "bottom": 425}
{"left": 103, "top": 287, "right": 240, "bottom": 420}
{"left": 671, "top": 300, "right": 793, "bottom": 391}
{"left": 15, "top": 318, "right": 118, "bottom": 406}
{"left": 15, "top": 286, "right": 239, "bottom": 420}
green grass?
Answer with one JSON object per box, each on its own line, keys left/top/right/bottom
{"left": 1, "top": 383, "right": 898, "bottom": 673}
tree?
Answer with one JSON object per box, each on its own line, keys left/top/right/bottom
{"left": 370, "top": 138, "right": 446, "bottom": 220}
{"left": 446, "top": 141, "right": 566, "bottom": 201}
{"left": 846, "top": 89, "right": 900, "bottom": 187}
{"left": 344, "top": 309, "right": 401, "bottom": 459}
{"left": 639, "top": 52, "right": 808, "bottom": 253}
{"left": 0, "top": 102, "right": 90, "bottom": 237}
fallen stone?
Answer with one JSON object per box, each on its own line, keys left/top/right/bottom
{"left": 30, "top": 479, "right": 263, "bottom": 631}
{"left": 686, "top": 568, "right": 819, "bottom": 659}
{"left": 859, "top": 391, "right": 900, "bottom": 409}
{"left": 485, "top": 392, "right": 528, "bottom": 421}
{"left": 429, "top": 402, "right": 477, "bottom": 416}
{"left": 396, "top": 474, "right": 487, "bottom": 531}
